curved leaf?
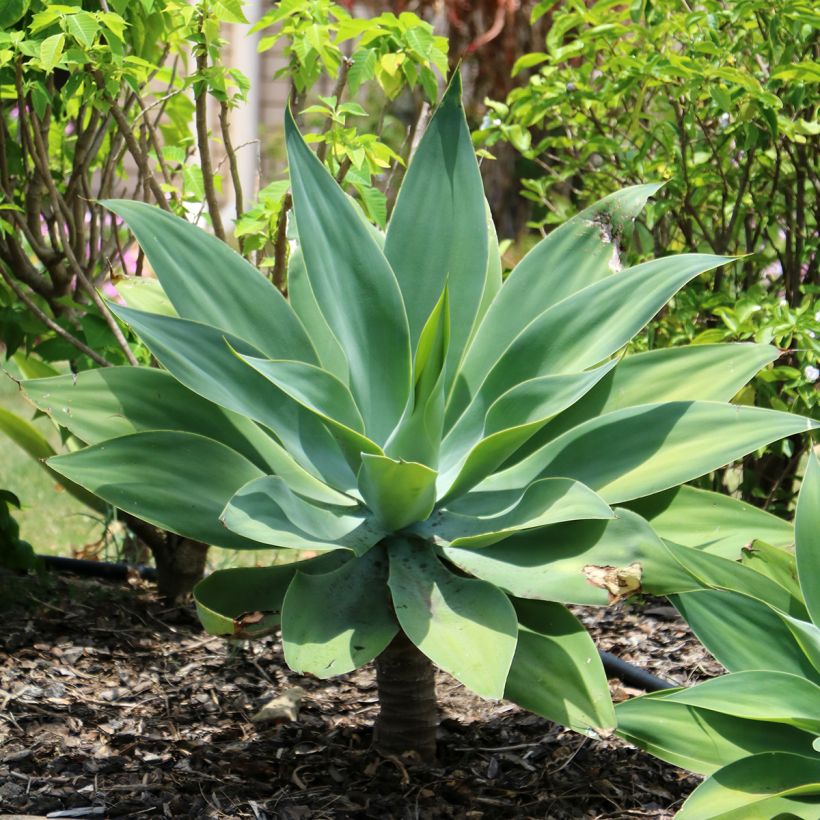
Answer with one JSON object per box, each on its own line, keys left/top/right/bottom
{"left": 672, "top": 590, "right": 820, "bottom": 684}
{"left": 440, "top": 361, "right": 618, "bottom": 500}
{"left": 236, "top": 354, "right": 382, "bottom": 464}
{"left": 387, "top": 537, "right": 518, "bottom": 699}
{"left": 615, "top": 694, "right": 816, "bottom": 774}
{"left": 221, "top": 476, "right": 382, "bottom": 554}
{"left": 656, "top": 670, "right": 820, "bottom": 734}
{"left": 460, "top": 255, "right": 733, "bottom": 420}
{"left": 48, "top": 431, "right": 267, "bottom": 550}
{"left": 384, "top": 73, "right": 487, "bottom": 384}
{"left": 625, "top": 485, "right": 793, "bottom": 558}
{"left": 677, "top": 753, "right": 820, "bottom": 820}
{"left": 483, "top": 401, "right": 817, "bottom": 503}
{"left": 516, "top": 343, "right": 779, "bottom": 459}
{"left": 454, "top": 184, "right": 662, "bottom": 418}
{"left": 442, "top": 509, "right": 694, "bottom": 606}
{"left": 796, "top": 449, "right": 820, "bottom": 623}
{"left": 287, "top": 246, "right": 349, "bottom": 381}
{"left": 24, "top": 367, "right": 288, "bottom": 475}
{"left": 102, "top": 199, "right": 315, "bottom": 362}
{"left": 194, "top": 551, "right": 350, "bottom": 638}
{"left": 108, "top": 303, "right": 356, "bottom": 492}
{"left": 505, "top": 599, "right": 615, "bottom": 733}
{"left": 420, "top": 478, "right": 612, "bottom": 549}
{"left": 357, "top": 454, "right": 437, "bottom": 531}
{"left": 282, "top": 547, "right": 397, "bottom": 677}
{"left": 286, "top": 108, "right": 411, "bottom": 442}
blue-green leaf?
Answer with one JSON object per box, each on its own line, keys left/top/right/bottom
{"left": 387, "top": 537, "right": 518, "bottom": 698}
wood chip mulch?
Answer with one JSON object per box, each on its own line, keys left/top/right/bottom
{"left": 0, "top": 571, "right": 721, "bottom": 819}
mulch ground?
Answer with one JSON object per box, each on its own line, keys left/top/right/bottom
{"left": 0, "top": 571, "right": 722, "bottom": 819}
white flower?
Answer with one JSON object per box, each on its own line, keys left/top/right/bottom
{"left": 815, "top": 310, "right": 820, "bottom": 322}
{"left": 804, "top": 365, "right": 820, "bottom": 384}
{"left": 718, "top": 113, "right": 730, "bottom": 128}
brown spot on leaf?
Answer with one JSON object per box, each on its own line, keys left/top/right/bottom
{"left": 232, "top": 610, "right": 278, "bottom": 639}
{"left": 583, "top": 562, "right": 643, "bottom": 603}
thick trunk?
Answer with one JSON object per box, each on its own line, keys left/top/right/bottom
{"left": 152, "top": 536, "right": 209, "bottom": 603}
{"left": 373, "top": 630, "right": 438, "bottom": 762}
{"left": 123, "top": 514, "right": 208, "bottom": 603}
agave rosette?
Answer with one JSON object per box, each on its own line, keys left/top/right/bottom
{"left": 24, "top": 76, "right": 817, "bottom": 733}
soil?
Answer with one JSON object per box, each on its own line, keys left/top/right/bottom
{"left": 0, "top": 571, "right": 721, "bottom": 819}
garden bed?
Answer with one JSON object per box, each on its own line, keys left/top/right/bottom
{"left": 0, "top": 572, "right": 720, "bottom": 819}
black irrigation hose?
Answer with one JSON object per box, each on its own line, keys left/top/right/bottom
{"left": 38, "top": 555, "right": 677, "bottom": 692}
{"left": 598, "top": 649, "right": 677, "bottom": 692}
{"left": 41, "top": 554, "right": 157, "bottom": 582}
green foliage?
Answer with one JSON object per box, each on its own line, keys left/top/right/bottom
{"left": 615, "top": 450, "right": 820, "bottom": 818}
{"left": 474, "top": 0, "right": 819, "bottom": 513}
{"left": 24, "top": 78, "right": 816, "bottom": 738}
{"left": 0, "top": 489, "right": 39, "bottom": 571}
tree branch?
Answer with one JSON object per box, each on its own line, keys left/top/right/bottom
{"left": 194, "top": 34, "right": 226, "bottom": 241}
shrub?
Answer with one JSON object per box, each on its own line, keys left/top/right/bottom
{"left": 24, "top": 76, "right": 816, "bottom": 759}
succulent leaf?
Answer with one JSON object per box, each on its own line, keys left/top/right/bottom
{"left": 48, "top": 431, "right": 267, "bottom": 550}
{"left": 387, "top": 537, "right": 517, "bottom": 699}
{"left": 504, "top": 599, "right": 615, "bottom": 733}
{"left": 282, "top": 547, "right": 397, "bottom": 677}
{"left": 195, "top": 551, "right": 350, "bottom": 638}
{"left": 796, "top": 450, "right": 820, "bottom": 623}
{"left": 357, "top": 454, "right": 437, "bottom": 531}
{"left": 624, "top": 485, "right": 793, "bottom": 559}
{"left": 454, "top": 183, "right": 664, "bottom": 415}
{"left": 385, "top": 73, "right": 488, "bottom": 385}
{"left": 418, "top": 478, "right": 613, "bottom": 549}
{"left": 286, "top": 107, "right": 412, "bottom": 443}
{"left": 221, "top": 475, "right": 380, "bottom": 554}
{"left": 482, "top": 401, "right": 818, "bottom": 503}
{"left": 108, "top": 303, "right": 357, "bottom": 492}
{"left": 102, "top": 199, "right": 316, "bottom": 362}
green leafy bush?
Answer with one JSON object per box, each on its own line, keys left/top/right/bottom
{"left": 616, "top": 450, "right": 820, "bottom": 819}
{"left": 22, "top": 76, "right": 816, "bottom": 758}
{"left": 474, "top": 0, "right": 819, "bottom": 511}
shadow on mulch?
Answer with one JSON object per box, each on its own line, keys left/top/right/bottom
{"left": 0, "top": 571, "right": 716, "bottom": 819}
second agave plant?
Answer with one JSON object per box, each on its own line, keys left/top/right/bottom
{"left": 24, "top": 75, "right": 816, "bottom": 760}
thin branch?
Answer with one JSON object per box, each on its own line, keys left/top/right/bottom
{"left": 93, "top": 70, "right": 170, "bottom": 211}
{"left": 271, "top": 193, "right": 292, "bottom": 293}
{"left": 194, "top": 31, "right": 226, "bottom": 241}
{"left": 0, "top": 262, "right": 112, "bottom": 367}
{"left": 317, "top": 56, "right": 353, "bottom": 164}
{"left": 219, "top": 100, "right": 244, "bottom": 221}
{"left": 28, "top": 105, "right": 139, "bottom": 366}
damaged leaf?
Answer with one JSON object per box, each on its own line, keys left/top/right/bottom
{"left": 584, "top": 561, "right": 643, "bottom": 603}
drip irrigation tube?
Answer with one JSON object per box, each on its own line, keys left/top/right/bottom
{"left": 41, "top": 554, "right": 157, "bottom": 582}
{"left": 37, "top": 554, "right": 677, "bottom": 692}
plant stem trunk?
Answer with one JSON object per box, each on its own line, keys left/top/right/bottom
{"left": 373, "top": 630, "right": 438, "bottom": 762}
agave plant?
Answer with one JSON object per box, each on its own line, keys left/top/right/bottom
{"left": 23, "top": 76, "right": 816, "bottom": 759}
{"left": 616, "top": 451, "right": 820, "bottom": 819}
